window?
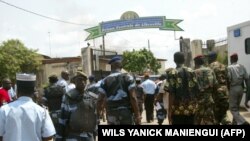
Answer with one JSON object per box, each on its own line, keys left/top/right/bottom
{"left": 245, "top": 38, "right": 250, "bottom": 54}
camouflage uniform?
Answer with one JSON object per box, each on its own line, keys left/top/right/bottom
{"left": 209, "top": 61, "right": 230, "bottom": 125}
{"left": 57, "top": 89, "right": 97, "bottom": 141}
{"left": 43, "top": 83, "right": 65, "bottom": 135}
{"left": 194, "top": 66, "right": 217, "bottom": 125}
{"left": 99, "top": 72, "right": 136, "bottom": 125}
{"left": 165, "top": 65, "right": 199, "bottom": 125}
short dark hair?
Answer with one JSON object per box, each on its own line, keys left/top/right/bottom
{"left": 17, "top": 85, "right": 35, "bottom": 95}
{"left": 49, "top": 77, "right": 58, "bottom": 83}
{"left": 174, "top": 52, "right": 185, "bottom": 64}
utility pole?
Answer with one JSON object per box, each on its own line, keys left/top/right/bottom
{"left": 148, "top": 39, "right": 150, "bottom": 51}
{"left": 102, "top": 35, "right": 105, "bottom": 56}
{"left": 48, "top": 32, "right": 51, "bottom": 57}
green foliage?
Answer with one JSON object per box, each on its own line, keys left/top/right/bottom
{"left": 0, "top": 39, "right": 41, "bottom": 81}
{"left": 217, "top": 53, "right": 228, "bottom": 66}
{"left": 122, "top": 48, "right": 161, "bottom": 74}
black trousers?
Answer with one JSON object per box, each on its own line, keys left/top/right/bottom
{"left": 144, "top": 94, "right": 155, "bottom": 122}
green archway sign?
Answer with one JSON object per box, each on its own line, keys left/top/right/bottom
{"left": 85, "top": 11, "right": 183, "bottom": 41}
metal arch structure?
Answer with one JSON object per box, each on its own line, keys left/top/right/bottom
{"left": 84, "top": 11, "right": 183, "bottom": 41}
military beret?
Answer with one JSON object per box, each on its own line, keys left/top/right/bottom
{"left": 230, "top": 53, "right": 238, "bottom": 61}
{"left": 207, "top": 51, "right": 217, "bottom": 58}
{"left": 194, "top": 55, "right": 204, "bottom": 61}
{"left": 76, "top": 71, "right": 87, "bottom": 80}
{"left": 108, "top": 56, "right": 122, "bottom": 64}
{"left": 230, "top": 53, "right": 238, "bottom": 58}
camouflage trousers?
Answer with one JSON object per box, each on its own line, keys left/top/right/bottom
{"left": 106, "top": 107, "right": 133, "bottom": 125}
{"left": 213, "top": 85, "right": 230, "bottom": 125}
{"left": 195, "top": 94, "right": 216, "bottom": 125}
{"left": 50, "top": 110, "right": 61, "bottom": 134}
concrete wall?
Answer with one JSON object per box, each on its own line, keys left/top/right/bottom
{"left": 81, "top": 47, "right": 92, "bottom": 76}
{"left": 40, "top": 57, "right": 82, "bottom": 86}
{"left": 190, "top": 40, "right": 203, "bottom": 67}
{"left": 180, "top": 38, "right": 192, "bottom": 67}
{"left": 189, "top": 39, "right": 228, "bottom": 66}
{"left": 41, "top": 62, "right": 81, "bottom": 85}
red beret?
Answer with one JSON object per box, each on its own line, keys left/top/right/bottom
{"left": 230, "top": 53, "right": 238, "bottom": 58}
{"left": 194, "top": 55, "right": 204, "bottom": 60}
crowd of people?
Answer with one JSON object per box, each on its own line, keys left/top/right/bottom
{"left": 0, "top": 51, "right": 249, "bottom": 141}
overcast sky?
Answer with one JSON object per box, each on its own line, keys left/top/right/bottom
{"left": 0, "top": 0, "right": 250, "bottom": 68}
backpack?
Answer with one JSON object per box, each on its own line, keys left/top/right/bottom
{"left": 44, "top": 84, "right": 65, "bottom": 111}
{"left": 68, "top": 91, "right": 97, "bottom": 132}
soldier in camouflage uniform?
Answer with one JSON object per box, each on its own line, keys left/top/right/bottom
{"left": 207, "top": 51, "right": 231, "bottom": 125}
{"left": 164, "top": 52, "right": 199, "bottom": 125}
{"left": 57, "top": 72, "right": 97, "bottom": 141}
{"left": 43, "top": 74, "right": 65, "bottom": 136}
{"left": 97, "top": 56, "right": 141, "bottom": 125}
{"left": 194, "top": 55, "right": 217, "bottom": 125}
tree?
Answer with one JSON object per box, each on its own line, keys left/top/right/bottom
{"left": 122, "top": 48, "right": 161, "bottom": 75}
{"left": 0, "top": 39, "right": 41, "bottom": 81}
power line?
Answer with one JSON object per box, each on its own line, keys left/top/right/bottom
{"left": 0, "top": 0, "right": 92, "bottom": 26}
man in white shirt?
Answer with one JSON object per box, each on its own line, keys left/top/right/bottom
{"left": 140, "top": 73, "right": 157, "bottom": 123}
{"left": 0, "top": 73, "right": 56, "bottom": 141}
{"left": 57, "top": 70, "right": 70, "bottom": 92}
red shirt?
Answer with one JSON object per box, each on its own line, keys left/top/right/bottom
{"left": 0, "top": 88, "right": 11, "bottom": 106}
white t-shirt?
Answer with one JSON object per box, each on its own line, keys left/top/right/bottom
{"left": 0, "top": 96, "right": 56, "bottom": 141}
{"left": 57, "top": 78, "right": 69, "bottom": 92}
{"left": 140, "top": 79, "right": 156, "bottom": 95}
